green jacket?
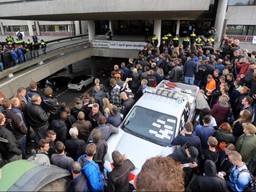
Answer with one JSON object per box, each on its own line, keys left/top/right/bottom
{"left": 236, "top": 134, "right": 256, "bottom": 163}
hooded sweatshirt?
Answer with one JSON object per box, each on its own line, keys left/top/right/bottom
{"left": 190, "top": 160, "right": 229, "bottom": 192}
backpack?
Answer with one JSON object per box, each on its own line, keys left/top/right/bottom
{"left": 237, "top": 169, "right": 256, "bottom": 192}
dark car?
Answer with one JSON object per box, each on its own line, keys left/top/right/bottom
{"left": 38, "top": 75, "right": 72, "bottom": 92}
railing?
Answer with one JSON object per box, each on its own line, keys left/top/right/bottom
{"left": 0, "top": 34, "right": 89, "bottom": 80}
{"left": 0, "top": 0, "right": 53, "bottom": 4}
{"left": 40, "top": 32, "right": 73, "bottom": 36}
{"left": 46, "top": 34, "right": 87, "bottom": 44}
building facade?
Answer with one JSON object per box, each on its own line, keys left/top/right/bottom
{"left": 0, "top": 0, "right": 254, "bottom": 48}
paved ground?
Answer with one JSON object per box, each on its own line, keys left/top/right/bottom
{"left": 45, "top": 57, "right": 125, "bottom": 107}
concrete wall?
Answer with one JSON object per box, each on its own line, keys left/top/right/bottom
{"left": 226, "top": 6, "right": 256, "bottom": 25}
{"left": 0, "top": 0, "right": 211, "bottom": 20}
{"left": 0, "top": 19, "right": 72, "bottom": 26}
{"left": 0, "top": 46, "right": 139, "bottom": 97}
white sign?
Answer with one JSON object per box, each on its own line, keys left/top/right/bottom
{"left": 252, "top": 36, "right": 256, "bottom": 44}
{"left": 15, "top": 31, "right": 25, "bottom": 37}
{"left": 92, "top": 40, "right": 146, "bottom": 50}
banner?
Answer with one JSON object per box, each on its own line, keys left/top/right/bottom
{"left": 252, "top": 36, "right": 256, "bottom": 44}
{"left": 92, "top": 40, "right": 146, "bottom": 50}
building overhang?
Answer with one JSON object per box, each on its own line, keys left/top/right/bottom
{"left": 0, "top": 0, "right": 212, "bottom": 21}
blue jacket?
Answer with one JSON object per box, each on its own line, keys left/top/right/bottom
{"left": 194, "top": 125, "right": 215, "bottom": 149}
{"left": 184, "top": 59, "right": 197, "bottom": 77}
{"left": 214, "top": 63, "right": 225, "bottom": 74}
{"left": 81, "top": 157, "right": 104, "bottom": 192}
{"left": 171, "top": 134, "right": 202, "bottom": 152}
{"left": 227, "top": 164, "right": 251, "bottom": 192}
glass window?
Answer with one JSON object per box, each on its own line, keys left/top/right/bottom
{"left": 123, "top": 106, "right": 177, "bottom": 146}
{"left": 226, "top": 25, "right": 244, "bottom": 35}
{"left": 229, "top": 0, "right": 256, "bottom": 5}
{"left": 226, "top": 25, "right": 256, "bottom": 35}
{"left": 248, "top": 26, "right": 255, "bottom": 35}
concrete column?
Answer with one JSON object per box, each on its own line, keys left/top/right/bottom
{"left": 88, "top": 20, "right": 95, "bottom": 41}
{"left": 27, "top": 21, "right": 34, "bottom": 36}
{"left": 74, "top": 21, "right": 80, "bottom": 35}
{"left": 0, "top": 22, "right": 4, "bottom": 35}
{"left": 109, "top": 20, "right": 113, "bottom": 35}
{"left": 81, "top": 20, "right": 88, "bottom": 34}
{"left": 176, "top": 20, "right": 180, "bottom": 36}
{"left": 35, "top": 21, "right": 40, "bottom": 36}
{"left": 153, "top": 19, "right": 161, "bottom": 47}
{"left": 67, "top": 24, "right": 71, "bottom": 32}
{"left": 215, "top": 0, "right": 228, "bottom": 47}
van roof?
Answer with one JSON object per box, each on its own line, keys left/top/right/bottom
{"left": 135, "top": 80, "right": 199, "bottom": 118}
{"left": 135, "top": 92, "right": 186, "bottom": 118}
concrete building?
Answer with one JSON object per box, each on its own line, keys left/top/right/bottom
{"left": 225, "top": 0, "right": 256, "bottom": 50}
{"left": 0, "top": 20, "right": 75, "bottom": 36}
{"left": 0, "top": 0, "right": 254, "bottom": 49}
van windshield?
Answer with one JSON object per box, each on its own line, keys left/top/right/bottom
{"left": 123, "top": 106, "right": 177, "bottom": 146}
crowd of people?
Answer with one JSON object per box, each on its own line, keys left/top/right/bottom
{"left": 0, "top": 33, "right": 47, "bottom": 71}
{"left": 1, "top": 30, "right": 256, "bottom": 192}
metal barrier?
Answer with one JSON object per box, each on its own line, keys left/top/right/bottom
{"left": 46, "top": 34, "right": 88, "bottom": 44}
{"left": 0, "top": 35, "right": 89, "bottom": 80}
{"left": 0, "top": 0, "right": 53, "bottom": 4}
{"left": 226, "top": 35, "right": 254, "bottom": 42}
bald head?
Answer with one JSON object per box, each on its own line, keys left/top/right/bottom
{"left": 77, "top": 111, "right": 85, "bottom": 120}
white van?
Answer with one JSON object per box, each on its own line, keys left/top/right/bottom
{"left": 105, "top": 80, "right": 199, "bottom": 180}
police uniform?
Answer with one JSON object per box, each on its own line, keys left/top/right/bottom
{"left": 195, "top": 37, "right": 203, "bottom": 47}
{"left": 190, "top": 32, "right": 196, "bottom": 44}
{"left": 151, "top": 36, "right": 158, "bottom": 47}
{"left": 173, "top": 36, "right": 179, "bottom": 47}
{"left": 183, "top": 37, "right": 190, "bottom": 49}
{"left": 207, "top": 37, "right": 215, "bottom": 45}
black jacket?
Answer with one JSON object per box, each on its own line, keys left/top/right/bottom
{"left": 25, "top": 103, "right": 48, "bottom": 129}
{"left": 213, "top": 130, "right": 235, "bottom": 144}
{"left": 3, "top": 108, "right": 27, "bottom": 140}
{"left": 41, "top": 96, "right": 60, "bottom": 117}
{"left": 107, "top": 159, "right": 135, "bottom": 192}
{"left": 121, "top": 98, "right": 134, "bottom": 117}
{"left": 94, "top": 139, "right": 108, "bottom": 171}
{"left": 65, "top": 138, "right": 86, "bottom": 161}
{"left": 50, "top": 119, "right": 67, "bottom": 142}
{"left": 171, "top": 134, "right": 202, "bottom": 152}
{"left": 0, "top": 125, "right": 21, "bottom": 160}
{"left": 190, "top": 160, "right": 229, "bottom": 192}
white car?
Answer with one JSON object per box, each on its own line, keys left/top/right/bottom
{"left": 67, "top": 75, "right": 94, "bottom": 91}
{"left": 105, "top": 80, "right": 199, "bottom": 183}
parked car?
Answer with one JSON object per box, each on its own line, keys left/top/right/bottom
{"left": 0, "top": 160, "right": 71, "bottom": 191}
{"left": 104, "top": 80, "right": 199, "bottom": 185}
{"left": 38, "top": 75, "right": 72, "bottom": 92}
{"left": 67, "top": 75, "right": 94, "bottom": 91}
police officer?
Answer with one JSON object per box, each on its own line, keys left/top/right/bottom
{"left": 160, "top": 36, "right": 169, "bottom": 54}
{"left": 190, "top": 32, "right": 196, "bottom": 45}
{"left": 182, "top": 36, "right": 190, "bottom": 49}
{"left": 166, "top": 33, "right": 172, "bottom": 45}
{"left": 25, "top": 39, "right": 33, "bottom": 60}
{"left": 173, "top": 36, "right": 179, "bottom": 48}
{"left": 151, "top": 35, "right": 158, "bottom": 47}
{"left": 207, "top": 36, "right": 215, "bottom": 46}
{"left": 40, "top": 40, "right": 47, "bottom": 54}
{"left": 195, "top": 36, "right": 203, "bottom": 47}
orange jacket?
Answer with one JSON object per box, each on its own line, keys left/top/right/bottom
{"left": 206, "top": 79, "right": 216, "bottom": 96}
